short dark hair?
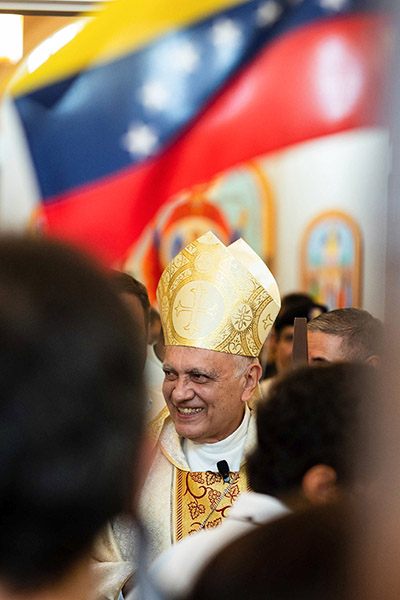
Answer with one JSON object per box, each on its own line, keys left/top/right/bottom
{"left": 307, "top": 308, "right": 384, "bottom": 360}
{"left": 248, "top": 363, "right": 377, "bottom": 497}
{"left": 110, "top": 270, "right": 150, "bottom": 326}
{"left": 274, "top": 299, "right": 327, "bottom": 336}
{"left": 280, "top": 292, "right": 315, "bottom": 313}
{"left": 0, "top": 237, "right": 144, "bottom": 591}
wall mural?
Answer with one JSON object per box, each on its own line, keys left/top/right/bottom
{"left": 301, "top": 210, "right": 362, "bottom": 311}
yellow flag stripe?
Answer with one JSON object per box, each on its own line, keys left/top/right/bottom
{"left": 11, "top": 0, "right": 248, "bottom": 97}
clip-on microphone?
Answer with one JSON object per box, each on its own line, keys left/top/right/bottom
{"left": 217, "top": 460, "right": 230, "bottom": 483}
{"left": 197, "top": 460, "right": 236, "bottom": 531}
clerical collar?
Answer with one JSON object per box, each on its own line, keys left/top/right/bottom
{"left": 183, "top": 405, "right": 251, "bottom": 472}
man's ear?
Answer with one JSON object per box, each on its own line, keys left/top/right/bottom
{"left": 365, "top": 354, "right": 380, "bottom": 368}
{"left": 241, "top": 362, "right": 262, "bottom": 402}
{"left": 301, "top": 464, "right": 338, "bottom": 504}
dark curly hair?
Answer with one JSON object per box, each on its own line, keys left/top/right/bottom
{"left": 248, "top": 363, "right": 378, "bottom": 497}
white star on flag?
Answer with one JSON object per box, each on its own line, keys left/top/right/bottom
{"left": 211, "top": 18, "right": 242, "bottom": 47}
{"left": 319, "top": 0, "right": 347, "bottom": 10}
{"left": 256, "top": 1, "right": 283, "bottom": 27}
{"left": 140, "top": 81, "right": 170, "bottom": 111}
{"left": 170, "top": 40, "right": 200, "bottom": 74}
{"left": 122, "top": 123, "right": 159, "bottom": 157}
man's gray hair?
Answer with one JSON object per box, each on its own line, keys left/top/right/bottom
{"left": 232, "top": 354, "right": 259, "bottom": 377}
{"left": 307, "top": 308, "right": 384, "bottom": 361}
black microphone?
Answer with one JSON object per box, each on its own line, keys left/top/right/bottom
{"left": 217, "top": 460, "right": 230, "bottom": 483}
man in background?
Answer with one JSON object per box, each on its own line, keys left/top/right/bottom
{"left": 260, "top": 297, "right": 326, "bottom": 396}
{"left": 260, "top": 292, "right": 320, "bottom": 379}
{"left": 308, "top": 307, "right": 384, "bottom": 366}
{"left": 0, "top": 237, "right": 145, "bottom": 600}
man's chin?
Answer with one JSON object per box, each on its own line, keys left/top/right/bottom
{"left": 174, "top": 424, "right": 200, "bottom": 440}
{"left": 173, "top": 421, "right": 207, "bottom": 443}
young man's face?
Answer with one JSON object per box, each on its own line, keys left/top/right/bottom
{"left": 162, "top": 346, "right": 253, "bottom": 444}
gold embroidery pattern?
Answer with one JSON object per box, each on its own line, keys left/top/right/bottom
{"left": 174, "top": 468, "right": 249, "bottom": 542}
{"left": 157, "top": 232, "right": 280, "bottom": 357}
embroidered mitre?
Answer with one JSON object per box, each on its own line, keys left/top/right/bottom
{"left": 156, "top": 231, "right": 280, "bottom": 357}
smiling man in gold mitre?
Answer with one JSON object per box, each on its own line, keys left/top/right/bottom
{"left": 96, "top": 231, "right": 280, "bottom": 599}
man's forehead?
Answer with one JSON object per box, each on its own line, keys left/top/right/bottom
{"left": 164, "top": 345, "right": 234, "bottom": 368}
{"left": 307, "top": 330, "right": 344, "bottom": 361}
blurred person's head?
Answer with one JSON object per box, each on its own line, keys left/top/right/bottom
{"left": 279, "top": 292, "right": 316, "bottom": 313}
{"left": 249, "top": 363, "right": 377, "bottom": 507}
{"left": 188, "top": 502, "right": 352, "bottom": 600}
{"left": 273, "top": 299, "right": 327, "bottom": 373}
{"left": 259, "top": 292, "right": 313, "bottom": 362}
{"left": 110, "top": 270, "right": 150, "bottom": 370}
{"left": 307, "top": 308, "right": 384, "bottom": 366}
{"left": 0, "top": 237, "right": 145, "bottom": 596}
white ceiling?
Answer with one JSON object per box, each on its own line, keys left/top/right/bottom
{"left": 0, "top": 0, "right": 106, "bottom": 14}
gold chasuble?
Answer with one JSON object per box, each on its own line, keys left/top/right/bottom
{"left": 143, "top": 405, "right": 256, "bottom": 552}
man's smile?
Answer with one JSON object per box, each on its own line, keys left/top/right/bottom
{"left": 177, "top": 407, "right": 204, "bottom": 415}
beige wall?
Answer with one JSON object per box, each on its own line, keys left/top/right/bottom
{"left": 262, "top": 128, "right": 389, "bottom": 319}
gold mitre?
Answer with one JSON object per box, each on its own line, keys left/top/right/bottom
{"left": 156, "top": 231, "right": 280, "bottom": 357}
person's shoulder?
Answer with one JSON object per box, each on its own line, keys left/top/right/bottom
{"left": 151, "top": 529, "right": 216, "bottom": 597}
{"left": 155, "top": 526, "right": 217, "bottom": 571}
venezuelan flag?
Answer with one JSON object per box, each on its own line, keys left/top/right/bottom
{"left": 1, "top": 0, "right": 389, "bottom": 265}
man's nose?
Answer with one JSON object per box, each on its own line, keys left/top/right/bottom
{"left": 172, "top": 377, "right": 195, "bottom": 402}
